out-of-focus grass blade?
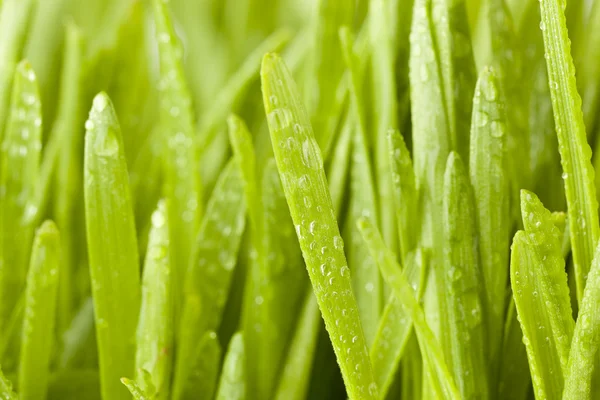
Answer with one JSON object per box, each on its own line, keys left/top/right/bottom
{"left": 387, "top": 128, "right": 418, "bottom": 261}
{"left": 357, "top": 218, "right": 459, "bottom": 400}
{"left": 564, "top": 240, "right": 600, "bottom": 398}
{"left": 215, "top": 332, "right": 246, "bottom": 400}
{"left": 18, "top": 221, "right": 60, "bottom": 400}
{"left": 120, "top": 378, "right": 151, "bottom": 400}
{"left": 369, "top": 0, "right": 399, "bottom": 253}
{"left": 370, "top": 249, "right": 426, "bottom": 399}
{"left": 135, "top": 200, "right": 172, "bottom": 399}
{"left": 443, "top": 152, "right": 488, "bottom": 399}
{"left": 340, "top": 27, "right": 380, "bottom": 346}
{"left": 48, "top": 369, "right": 101, "bottom": 400}
{"left": 520, "top": 190, "right": 574, "bottom": 372}
{"left": 178, "top": 331, "right": 221, "bottom": 400}
{"left": 59, "top": 297, "right": 96, "bottom": 369}
{"left": 0, "top": 366, "right": 17, "bottom": 399}
{"left": 510, "top": 231, "right": 563, "bottom": 399}
{"left": 469, "top": 66, "right": 509, "bottom": 368}
{"left": 432, "top": 0, "right": 477, "bottom": 163}
{"left": 0, "top": 0, "right": 35, "bottom": 143}
{"left": 261, "top": 53, "right": 378, "bottom": 400}
{"left": 539, "top": 0, "right": 599, "bottom": 303}
{"left": 0, "top": 61, "right": 42, "bottom": 334}
{"left": 173, "top": 160, "right": 245, "bottom": 399}
{"left": 84, "top": 92, "right": 140, "bottom": 400}
{"left": 309, "top": 0, "right": 354, "bottom": 155}
{"left": 326, "top": 115, "right": 352, "bottom": 218}
{"left": 151, "top": 0, "right": 202, "bottom": 318}
{"left": 52, "top": 21, "right": 85, "bottom": 333}
{"left": 273, "top": 291, "right": 320, "bottom": 400}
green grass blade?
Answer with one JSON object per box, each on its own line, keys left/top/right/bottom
{"left": 261, "top": 53, "right": 378, "bottom": 400}
{"left": 563, "top": 240, "right": 600, "bottom": 398}
{"left": 59, "top": 297, "right": 96, "bottom": 369}
{"left": 443, "top": 152, "right": 488, "bottom": 399}
{"left": 215, "top": 332, "right": 246, "bottom": 400}
{"left": 84, "top": 92, "right": 141, "bottom": 400}
{"left": 135, "top": 200, "right": 172, "bottom": 400}
{"left": 340, "top": 27, "right": 381, "bottom": 346}
{"left": 369, "top": 0, "right": 399, "bottom": 253}
{"left": 510, "top": 231, "right": 563, "bottom": 399}
{"left": 539, "top": 0, "right": 599, "bottom": 303}
{"left": 273, "top": 291, "right": 320, "bottom": 400}
{"left": 357, "top": 217, "right": 459, "bottom": 400}
{"left": 469, "top": 66, "right": 509, "bottom": 366}
{"left": 151, "top": 0, "right": 202, "bottom": 318}
{"left": 0, "top": 60, "right": 42, "bottom": 334}
{"left": 387, "top": 128, "right": 418, "bottom": 261}
{"left": 179, "top": 331, "right": 221, "bottom": 400}
{"left": 432, "top": 0, "right": 477, "bottom": 163}
{"left": 120, "top": 378, "right": 151, "bottom": 400}
{"left": 18, "top": 221, "right": 60, "bottom": 400}
{"left": 326, "top": 116, "right": 353, "bottom": 218}
{"left": 0, "top": 0, "right": 35, "bottom": 144}
{"left": 173, "top": 160, "right": 246, "bottom": 399}
{"left": 520, "top": 190, "right": 574, "bottom": 373}
{"left": 0, "top": 366, "right": 17, "bottom": 399}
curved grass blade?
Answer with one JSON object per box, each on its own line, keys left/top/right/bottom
{"left": 0, "top": 0, "right": 35, "bottom": 144}
{"left": 273, "top": 291, "right": 320, "bottom": 400}
{"left": 215, "top": 332, "right": 245, "bottom": 400}
{"left": 520, "top": 190, "right": 574, "bottom": 373}
{"left": 84, "top": 92, "right": 141, "bottom": 400}
{"left": 135, "top": 200, "right": 172, "bottom": 400}
{"left": 369, "top": 0, "right": 399, "bottom": 253}
{"left": 357, "top": 217, "right": 459, "bottom": 400}
{"left": 179, "top": 331, "right": 221, "bottom": 400}
{"left": 261, "top": 53, "right": 378, "bottom": 400}
{"left": 469, "top": 66, "right": 509, "bottom": 366}
{"left": 0, "top": 366, "right": 17, "bottom": 399}
{"left": 340, "top": 27, "right": 380, "bottom": 346}
{"left": 510, "top": 231, "right": 563, "bottom": 399}
{"left": 173, "top": 160, "right": 246, "bottom": 400}
{"left": 443, "top": 153, "right": 488, "bottom": 399}
{"left": 564, "top": 240, "right": 600, "bottom": 398}
{"left": 151, "top": 0, "right": 202, "bottom": 318}
{"left": 539, "top": 0, "right": 599, "bottom": 303}
{"left": 18, "top": 221, "right": 60, "bottom": 400}
{"left": 0, "top": 61, "right": 42, "bottom": 334}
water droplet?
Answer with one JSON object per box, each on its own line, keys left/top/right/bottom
{"left": 365, "top": 282, "right": 374, "bottom": 292}
{"left": 269, "top": 95, "right": 279, "bottom": 107}
{"left": 333, "top": 235, "right": 344, "bottom": 249}
{"left": 562, "top": 172, "right": 568, "bottom": 179}
{"left": 301, "top": 138, "right": 322, "bottom": 169}
{"left": 539, "top": 21, "right": 546, "bottom": 31}
{"left": 85, "top": 120, "right": 95, "bottom": 130}
{"left": 476, "top": 111, "right": 489, "bottom": 127}
{"left": 352, "top": 336, "right": 358, "bottom": 343}
{"left": 309, "top": 221, "right": 317, "bottom": 235}
{"left": 320, "top": 264, "right": 328, "bottom": 276}
{"left": 340, "top": 266, "right": 349, "bottom": 276}
{"left": 267, "top": 108, "right": 293, "bottom": 131}
{"left": 255, "top": 296, "right": 264, "bottom": 305}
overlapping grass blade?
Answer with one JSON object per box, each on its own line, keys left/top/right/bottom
{"left": 0, "top": 366, "right": 17, "bottom": 399}
{"left": 83, "top": 92, "right": 140, "bottom": 400}
{"left": 510, "top": 231, "right": 563, "bottom": 399}
{"left": 178, "top": 331, "right": 221, "bottom": 400}
{"left": 326, "top": 115, "right": 353, "bottom": 217}
{"left": 0, "top": 0, "right": 35, "bottom": 143}
{"left": 469, "top": 66, "right": 509, "bottom": 367}
{"left": 0, "top": 61, "right": 42, "bottom": 335}
{"left": 564, "top": 240, "right": 600, "bottom": 398}
{"left": 261, "top": 53, "right": 378, "bottom": 399}
{"left": 273, "top": 291, "right": 320, "bottom": 400}
{"left": 151, "top": 0, "right": 202, "bottom": 317}
{"left": 357, "top": 217, "right": 459, "bottom": 400}
{"left": 173, "top": 160, "right": 245, "bottom": 399}
{"left": 18, "top": 221, "right": 60, "bottom": 400}
{"left": 215, "top": 332, "right": 246, "bottom": 400}
{"left": 340, "top": 26, "right": 380, "bottom": 346}
{"left": 134, "top": 200, "right": 172, "bottom": 399}
{"left": 539, "top": 0, "right": 599, "bottom": 302}
{"left": 443, "top": 152, "right": 488, "bottom": 399}
{"left": 121, "top": 378, "right": 151, "bottom": 400}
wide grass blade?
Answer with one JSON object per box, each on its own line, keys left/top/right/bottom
{"left": 215, "top": 332, "right": 246, "bottom": 400}
{"left": 173, "top": 160, "right": 246, "bottom": 399}
{"left": 357, "top": 217, "right": 459, "bottom": 400}
{"left": 134, "top": 200, "right": 172, "bottom": 399}
{"left": 18, "top": 221, "right": 60, "bottom": 400}
{"left": 261, "top": 53, "right": 378, "bottom": 399}
{"left": 443, "top": 152, "right": 488, "bottom": 399}
{"left": 84, "top": 92, "right": 140, "bottom": 400}
{"left": 469, "top": 66, "right": 509, "bottom": 368}
{"left": 564, "top": 240, "right": 600, "bottom": 398}
{"left": 0, "top": 61, "right": 42, "bottom": 334}
{"left": 178, "top": 331, "right": 221, "bottom": 400}
{"left": 539, "top": 0, "right": 600, "bottom": 302}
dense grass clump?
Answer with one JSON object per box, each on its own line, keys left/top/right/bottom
{"left": 1, "top": 0, "right": 600, "bottom": 399}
